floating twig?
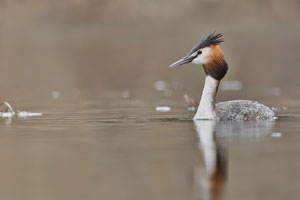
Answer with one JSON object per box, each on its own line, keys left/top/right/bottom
{"left": 0, "top": 102, "right": 43, "bottom": 119}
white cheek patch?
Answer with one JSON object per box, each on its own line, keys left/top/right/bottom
{"left": 192, "top": 47, "right": 211, "bottom": 65}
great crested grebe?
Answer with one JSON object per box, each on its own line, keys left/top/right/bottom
{"left": 169, "top": 32, "right": 275, "bottom": 120}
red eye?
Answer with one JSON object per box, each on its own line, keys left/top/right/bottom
{"left": 197, "top": 50, "right": 202, "bottom": 55}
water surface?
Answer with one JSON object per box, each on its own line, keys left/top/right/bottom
{"left": 0, "top": 101, "right": 299, "bottom": 200}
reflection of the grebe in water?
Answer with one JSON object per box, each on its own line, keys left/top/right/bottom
{"left": 193, "top": 120, "right": 274, "bottom": 200}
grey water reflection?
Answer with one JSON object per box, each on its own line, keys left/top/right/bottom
{"left": 193, "top": 120, "right": 274, "bottom": 200}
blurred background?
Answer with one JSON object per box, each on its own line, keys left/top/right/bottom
{"left": 1, "top": 2, "right": 300, "bottom": 200}
{"left": 1, "top": 0, "right": 300, "bottom": 107}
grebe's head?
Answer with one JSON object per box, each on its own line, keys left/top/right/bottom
{"left": 169, "top": 32, "right": 228, "bottom": 80}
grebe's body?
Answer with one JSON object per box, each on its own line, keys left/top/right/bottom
{"left": 216, "top": 100, "right": 275, "bottom": 120}
{"left": 169, "top": 32, "right": 275, "bottom": 120}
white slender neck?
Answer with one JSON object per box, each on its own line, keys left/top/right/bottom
{"left": 194, "top": 76, "right": 219, "bottom": 120}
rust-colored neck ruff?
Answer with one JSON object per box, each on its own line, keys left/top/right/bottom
{"left": 203, "top": 45, "right": 228, "bottom": 81}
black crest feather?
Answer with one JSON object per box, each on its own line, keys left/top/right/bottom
{"left": 187, "top": 32, "right": 224, "bottom": 56}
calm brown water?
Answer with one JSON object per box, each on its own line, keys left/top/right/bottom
{"left": 0, "top": 99, "right": 300, "bottom": 200}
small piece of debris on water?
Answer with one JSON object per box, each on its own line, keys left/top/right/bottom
{"left": 0, "top": 112, "right": 14, "bottom": 118}
{"left": 154, "top": 80, "right": 168, "bottom": 91}
{"left": 188, "top": 106, "right": 197, "bottom": 111}
{"left": 282, "top": 106, "right": 287, "bottom": 110}
{"left": 1, "top": 111, "right": 43, "bottom": 118}
{"left": 51, "top": 91, "right": 61, "bottom": 100}
{"left": 17, "top": 111, "right": 43, "bottom": 118}
{"left": 271, "top": 106, "right": 280, "bottom": 111}
{"left": 271, "top": 132, "right": 282, "bottom": 138}
{"left": 155, "top": 106, "right": 171, "bottom": 112}
{"left": 0, "top": 102, "right": 43, "bottom": 119}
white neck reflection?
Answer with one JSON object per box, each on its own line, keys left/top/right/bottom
{"left": 193, "top": 120, "right": 275, "bottom": 200}
{"left": 194, "top": 120, "right": 217, "bottom": 177}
